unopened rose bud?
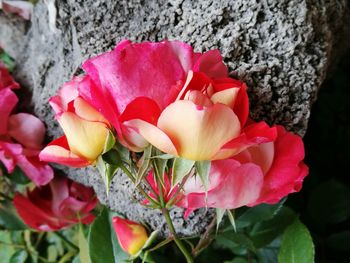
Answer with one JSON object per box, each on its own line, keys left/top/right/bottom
{"left": 112, "top": 216, "right": 148, "bottom": 256}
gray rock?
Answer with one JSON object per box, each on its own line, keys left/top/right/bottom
{"left": 1, "top": 0, "right": 349, "bottom": 236}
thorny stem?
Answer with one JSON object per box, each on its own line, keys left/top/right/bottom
{"left": 152, "top": 162, "right": 194, "bottom": 263}
{"left": 120, "top": 165, "right": 160, "bottom": 207}
{"left": 192, "top": 215, "right": 217, "bottom": 257}
{"left": 162, "top": 208, "right": 194, "bottom": 263}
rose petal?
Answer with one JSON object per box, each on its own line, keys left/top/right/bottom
{"left": 39, "top": 136, "right": 90, "bottom": 167}
{"left": 251, "top": 126, "right": 308, "bottom": 205}
{"left": 58, "top": 112, "right": 108, "bottom": 161}
{"left": 124, "top": 119, "right": 178, "bottom": 155}
{"left": 82, "top": 40, "right": 194, "bottom": 113}
{"left": 192, "top": 49, "right": 228, "bottom": 78}
{"left": 179, "top": 159, "right": 264, "bottom": 209}
{"left": 0, "top": 88, "right": 18, "bottom": 135}
{"left": 8, "top": 113, "right": 46, "bottom": 149}
{"left": 158, "top": 100, "right": 241, "bottom": 160}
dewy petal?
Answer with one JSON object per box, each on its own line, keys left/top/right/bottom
{"left": 0, "top": 88, "right": 18, "bottom": 135}
{"left": 82, "top": 40, "right": 194, "bottom": 112}
{"left": 210, "top": 88, "right": 240, "bottom": 108}
{"left": 192, "top": 49, "right": 228, "bottom": 78}
{"left": 158, "top": 100, "right": 241, "bottom": 161}
{"left": 179, "top": 159, "right": 264, "bottom": 209}
{"left": 8, "top": 113, "right": 46, "bottom": 150}
{"left": 58, "top": 112, "right": 108, "bottom": 161}
{"left": 124, "top": 119, "right": 177, "bottom": 155}
{"left": 39, "top": 136, "right": 91, "bottom": 167}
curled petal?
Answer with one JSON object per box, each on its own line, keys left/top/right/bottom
{"left": 39, "top": 136, "right": 90, "bottom": 167}
{"left": 58, "top": 112, "right": 108, "bottom": 161}
{"left": 210, "top": 88, "right": 239, "bottom": 108}
{"left": 214, "top": 121, "right": 277, "bottom": 159}
{"left": 124, "top": 119, "right": 177, "bottom": 155}
{"left": 192, "top": 49, "right": 228, "bottom": 78}
{"left": 158, "top": 100, "right": 241, "bottom": 160}
{"left": 119, "top": 97, "right": 161, "bottom": 125}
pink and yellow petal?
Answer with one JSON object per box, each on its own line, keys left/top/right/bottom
{"left": 157, "top": 100, "right": 241, "bottom": 160}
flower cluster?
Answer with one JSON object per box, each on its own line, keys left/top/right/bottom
{"left": 39, "top": 40, "right": 308, "bottom": 260}
{"left": 0, "top": 63, "right": 97, "bottom": 233}
{"left": 0, "top": 63, "right": 53, "bottom": 185}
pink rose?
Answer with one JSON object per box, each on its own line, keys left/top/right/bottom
{"left": 13, "top": 176, "right": 97, "bottom": 231}
{"left": 178, "top": 126, "right": 308, "bottom": 211}
{"left": 77, "top": 40, "right": 276, "bottom": 159}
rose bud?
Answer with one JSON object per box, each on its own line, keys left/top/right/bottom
{"left": 39, "top": 77, "right": 111, "bottom": 167}
{"left": 112, "top": 216, "right": 148, "bottom": 256}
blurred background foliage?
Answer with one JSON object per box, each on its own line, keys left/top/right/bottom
{"left": 287, "top": 50, "right": 350, "bottom": 263}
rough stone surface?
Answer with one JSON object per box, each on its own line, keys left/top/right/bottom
{"left": 1, "top": 0, "right": 349, "bottom": 236}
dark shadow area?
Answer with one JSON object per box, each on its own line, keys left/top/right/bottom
{"left": 287, "top": 51, "right": 350, "bottom": 263}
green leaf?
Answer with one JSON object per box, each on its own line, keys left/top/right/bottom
{"left": 103, "top": 130, "right": 116, "bottom": 153}
{"left": 278, "top": 219, "right": 315, "bottom": 263}
{"left": 227, "top": 210, "right": 237, "bottom": 233}
{"left": 88, "top": 208, "right": 115, "bottom": 263}
{"left": 224, "top": 257, "right": 249, "bottom": 263}
{"left": 0, "top": 199, "right": 27, "bottom": 230}
{"left": 110, "top": 216, "right": 129, "bottom": 262}
{"left": 150, "top": 154, "right": 174, "bottom": 160}
{"left": 236, "top": 201, "right": 284, "bottom": 229}
{"left": 96, "top": 156, "right": 118, "bottom": 194}
{"left": 216, "top": 232, "right": 256, "bottom": 253}
{"left": 257, "top": 238, "right": 280, "bottom": 263}
{"left": 102, "top": 149, "right": 123, "bottom": 166}
{"left": 6, "top": 167, "right": 31, "bottom": 185}
{"left": 216, "top": 208, "right": 226, "bottom": 231}
{"left": 0, "top": 231, "right": 16, "bottom": 261}
{"left": 135, "top": 146, "right": 152, "bottom": 186}
{"left": 249, "top": 207, "right": 296, "bottom": 248}
{"left": 10, "top": 250, "right": 28, "bottom": 263}
{"left": 0, "top": 50, "right": 15, "bottom": 72}
{"left": 171, "top": 158, "right": 195, "bottom": 186}
{"left": 195, "top": 161, "right": 211, "bottom": 193}
{"left": 79, "top": 225, "right": 92, "bottom": 263}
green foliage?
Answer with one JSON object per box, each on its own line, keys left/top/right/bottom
{"left": 88, "top": 208, "right": 128, "bottom": 263}
{"left": 171, "top": 158, "right": 195, "bottom": 186}
{"left": 278, "top": 219, "right": 314, "bottom": 263}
